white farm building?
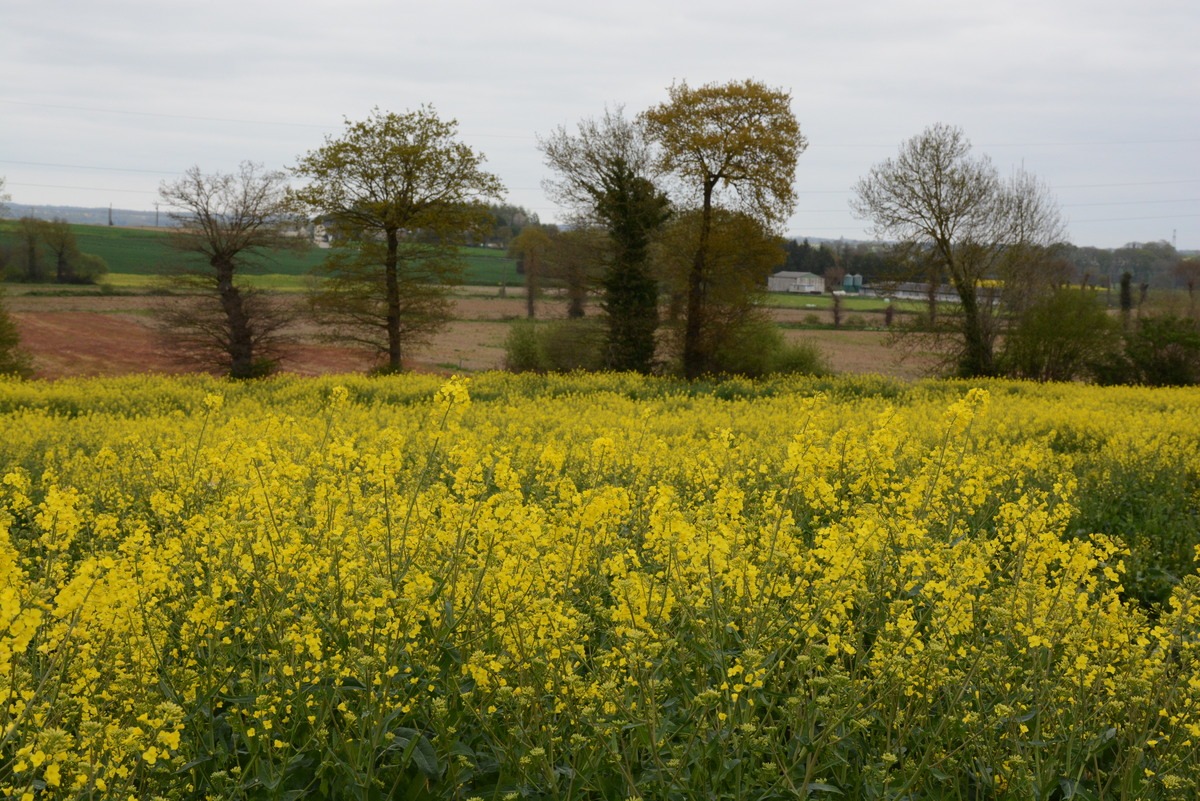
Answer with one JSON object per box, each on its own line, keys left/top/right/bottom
{"left": 767, "top": 271, "right": 825, "bottom": 294}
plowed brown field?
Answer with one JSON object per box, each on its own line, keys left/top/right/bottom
{"left": 7, "top": 292, "right": 935, "bottom": 380}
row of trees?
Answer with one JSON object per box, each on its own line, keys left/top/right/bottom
{"left": 155, "top": 81, "right": 809, "bottom": 379}
{"left": 7, "top": 95, "right": 1192, "bottom": 383}
{"left": 157, "top": 109, "right": 507, "bottom": 379}
{"left": 0, "top": 217, "right": 108, "bottom": 284}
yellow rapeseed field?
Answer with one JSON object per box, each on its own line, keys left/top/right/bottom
{"left": 1, "top": 372, "right": 1197, "bottom": 799}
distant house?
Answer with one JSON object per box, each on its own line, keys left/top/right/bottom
{"left": 767, "top": 271, "right": 825, "bottom": 294}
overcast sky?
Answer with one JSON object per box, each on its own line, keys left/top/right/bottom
{"left": 3, "top": 0, "right": 1197, "bottom": 249}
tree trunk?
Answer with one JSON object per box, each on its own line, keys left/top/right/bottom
{"left": 216, "top": 258, "right": 255, "bottom": 378}
{"left": 954, "top": 278, "right": 994, "bottom": 377}
{"left": 682, "top": 182, "right": 716, "bottom": 380}
{"left": 525, "top": 252, "right": 537, "bottom": 319}
{"left": 385, "top": 228, "right": 403, "bottom": 371}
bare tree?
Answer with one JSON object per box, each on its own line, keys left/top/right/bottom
{"left": 852, "top": 124, "right": 1065, "bottom": 377}
{"left": 157, "top": 162, "right": 300, "bottom": 378}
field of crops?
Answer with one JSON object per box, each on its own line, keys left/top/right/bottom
{"left": 2, "top": 373, "right": 1199, "bottom": 799}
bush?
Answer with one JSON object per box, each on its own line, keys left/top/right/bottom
{"left": 1093, "top": 314, "right": 1200, "bottom": 387}
{"left": 709, "top": 315, "right": 831, "bottom": 378}
{"left": 1000, "top": 288, "right": 1121, "bottom": 382}
{"left": 504, "top": 318, "right": 606, "bottom": 373}
{"left": 1125, "top": 315, "right": 1200, "bottom": 386}
{"left": 0, "top": 289, "right": 32, "bottom": 378}
{"left": 770, "top": 338, "right": 832, "bottom": 375}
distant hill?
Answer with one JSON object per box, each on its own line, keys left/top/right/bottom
{"left": 6, "top": 204, "right": 164, "bottom": 228}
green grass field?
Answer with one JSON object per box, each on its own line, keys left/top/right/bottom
{"left": 1, "top": 222, "right": 522, "bottom": 286}
{"left": 760, "top": 292, "right": 891, "bottom": 311}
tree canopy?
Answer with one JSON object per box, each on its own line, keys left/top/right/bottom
{"left": 642, "top": 79, "right": 807, "bottom": 378}
{"left": 290, "top": 107, "right": 504, "bottom": 372}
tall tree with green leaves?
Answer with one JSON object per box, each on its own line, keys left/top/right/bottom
{"left": 540, "top": 108, "right": 669, "bottom": 372}
{"left": 642, "top": 80, "right": 807, "bottom": 378}
{"left": 508, "top": 225, "right": 553, "bottom": 319}
{"left": 11, "top": 217, "right": 44, "bottom": 282}
{"left": 291, "top": 107, "right": 504, "bottom": 373}
{"left": 653, "top": 208, "right": 785, "bottom": 372}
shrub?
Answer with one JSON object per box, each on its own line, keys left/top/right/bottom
{"left": 709, "top": 315, "right": 831, "bottom": 377}
{"left": 0, "top": 289, "right": 32, "bottom": 378}
{"left": 1093, "top": 314, "right": 1200, "bottom": 387}
{"left": 770, "top": 337, "right": 832, "bottom": 375}
{"left": 504, "top": 318, "right": 606, "bottom": 373}
{"left": 1000, "top": 288, "right": 1121, "bottom": 382}
{"left": 1125, "top": 314, "right": 1200, "bottom": 386}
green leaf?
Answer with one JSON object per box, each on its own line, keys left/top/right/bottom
{"left": 806, "top": 782, "right": 842, "bottom": 795}
{"left": 1059, "top": 777, "right": 1099, "bottom": 801}
{"left": 410, "top": 734, "right": 440, "bottom": 779}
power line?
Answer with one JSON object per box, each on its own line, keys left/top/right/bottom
{"left": 1070, "top": 214, "right": 1199, "bottom": 223}
{"left": 1055, "top": 179, "right": 1200, "bottom": 189}
{"left": 9, "top": 182, "right": 156, "bottom": 195}
{"left": 1, "top": 159, "right": 180, "bottom": 175}
{"left": 7, "top": 99, "right": 1198, "bottom": 150}
{"left": 1062, "top": 198, "right": 1200, "bottom": 208}
{"left": 1, "top": 99, "right": 333, "bottom": 129}
{"left": 0, "top": 99, "right": 533, "bottom": 140}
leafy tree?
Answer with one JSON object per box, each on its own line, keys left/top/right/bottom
{"left": 38, "top": 218, "right": 82, "bottom": 283}
{"left": 157, "top": 162, "right": 299, "bottom": 379}
{"left": 654, "top": 208, "right": 785, "bottom": 374}
{"left": 291, "top": 107, "right": 504, "bottom": 373}
{"left": 1, "top": 217, "right": 107, "bottom": 284}
{"left": 508, "top": 226, "right": 553, "bottom": 319}
{"left": 544, "top": 226, "right": 606, "bottom": 320}
{"left": 37, "top": 218, "right": 106, "bottom": 284}
{"left": 0, "top": 176, "right": 9, "bottom": 218}
{"left": 1115, "top": 240, "right": 1178, "bottom": 288}
{"left": 539, "top": 108, "right": 670, "bottom": 372}
{"left": 1119, "top": 271, "right": 1135, "bottom": 329}
{"left": 481, "top": 204, "right": 538, "bottom": 247}
{"left": 642, "top": 79, "right": 807, "bottom": 378}
{"left": 852, "top": 123, "right": 1065, "bottom": 377}
{"left": 10, "top": 217, "right": 44, "bottom": 282}
{"left": 1124, "top": 315, "right": 1200, "bottom": 386}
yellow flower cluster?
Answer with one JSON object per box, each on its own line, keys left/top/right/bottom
{"left": 0, "top": 372, "right": 1197, "bottom": 799}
